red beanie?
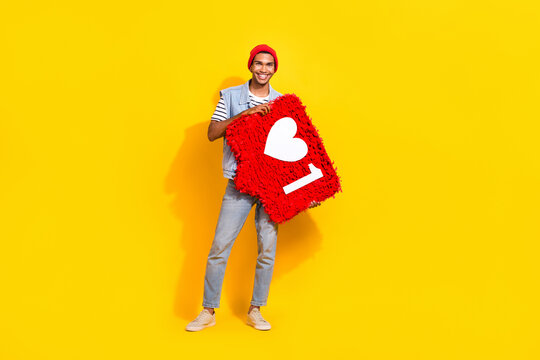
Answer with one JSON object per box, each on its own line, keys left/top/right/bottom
{"left": 248, "top": 44, "right": 278, "bottom": 72}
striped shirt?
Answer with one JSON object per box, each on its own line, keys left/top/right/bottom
{"left": 211, "top": 90, "right": 269, "bottom": 121}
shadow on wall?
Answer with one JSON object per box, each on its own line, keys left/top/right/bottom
{"left": 165, "top": 77, "right": 322, "bottom": 321}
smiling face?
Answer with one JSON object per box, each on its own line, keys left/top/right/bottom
{"left": 249, "top": 52, "right": 276, "bottom": 86}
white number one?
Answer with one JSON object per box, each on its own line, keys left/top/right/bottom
{"left": 282, "top": 163, "right": 323, "bottom": 195}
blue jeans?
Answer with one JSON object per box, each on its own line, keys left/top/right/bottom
{"left": 202, "top": 179, "right": 278, "bottom": 308}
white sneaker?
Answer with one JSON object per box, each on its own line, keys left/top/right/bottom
{"left": 247, "top": 308, "right": 271, "bottom": 330}
{"left": 185, "top": 309, "right": 216, "bottom": 331}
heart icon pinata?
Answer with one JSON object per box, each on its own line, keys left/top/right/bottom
{"left": 225, "top": 93, "right": 342, "bottom": 223}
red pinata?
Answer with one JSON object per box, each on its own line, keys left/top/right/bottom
{"left": 225, "top": 94, "right": 341, "bottom": 223}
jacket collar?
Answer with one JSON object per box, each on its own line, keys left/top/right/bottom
{"left": 239, "top": 79, "right": 279, "bottom": 105}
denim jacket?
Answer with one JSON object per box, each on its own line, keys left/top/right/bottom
{"left": 219, "top": 79, "right": 282, "bottom": 179}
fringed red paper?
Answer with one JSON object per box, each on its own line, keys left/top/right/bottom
{"left": 225, "top": 94, "right": 342, "bottom": 223}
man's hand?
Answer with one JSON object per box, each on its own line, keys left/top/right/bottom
{"left": 208, "top": 103, "right": 273, "bottom": 142}
{"left": 243, "top": 103, "right": 271, "bottom": 116}
{"left": 308, "top": 201, "right": 321, "bottom": 209}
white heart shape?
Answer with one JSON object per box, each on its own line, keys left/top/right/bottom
{"left": 264, "top": 117, "right": 308, "bottom": 162}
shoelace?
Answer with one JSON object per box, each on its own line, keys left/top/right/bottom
{"left": 192, "top": 311, "right": 212, "bottom": 325}
{"left": 250, "top": 310, "right": 268, "bottom": 324}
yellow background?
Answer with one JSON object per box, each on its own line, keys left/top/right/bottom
{"left": 1, "top": 1, "right": 539, "bottom": 359}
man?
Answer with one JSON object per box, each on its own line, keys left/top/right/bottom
{"left": 186, "top": 44, "right": 282, "bottom": 331}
